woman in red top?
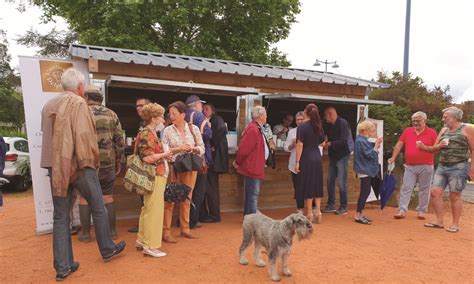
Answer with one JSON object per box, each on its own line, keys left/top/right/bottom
{"left": 135, "top": 103, "right": 172, "bottom": 258}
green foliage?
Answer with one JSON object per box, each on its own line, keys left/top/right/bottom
{"left": 369, "top": 105, "right": 411, "bottom": 155}
{"left": 372, "top": 71, "right": 452, "bottom": 125}
{"left": 16, "top": 157, "right": 31, "bottom": 177}
{"left": 0, "top": 29, "right": 25, "bottom": 131}
{"left": 31, "top": 0, "right": 301, "bottom": 66}
{"left": 468, "top": 115, "right": 474, "bottom": 124}
{"left": 17, "top": 28, "right": 78, "bottom": 58}
{"left": 369, "top": 71, "right": 453, "bottom": 156}
{"left": 0, "top": 128, "right": 27, "bottom": 139}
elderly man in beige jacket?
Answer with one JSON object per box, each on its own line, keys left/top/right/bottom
{"left": 41, "top": 68, "right": 126, "bottom": 281}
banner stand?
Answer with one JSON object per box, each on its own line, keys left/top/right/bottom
{"left": 18, "top": 57, "right": 89, "bottom": 235}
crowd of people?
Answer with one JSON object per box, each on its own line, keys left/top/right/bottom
{"left": 38, "top": 67, "right": 473, "bottom": 281}
{"left": 40, "top": 68, "right": 234, "bottom": 280}
{"left": 235, "top": 102, "right": 473, "bottom": 230}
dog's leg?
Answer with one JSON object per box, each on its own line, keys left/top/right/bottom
{"left": 239, "top": 228, "right": 253, "bottom": 265}
{"left": 253, "top": 240, "right": 266, "bottom": 267}
{"left": 282, "top": 249, "right": 292, "bottom": 277}
{"left": 267, "top": 248, "right": 281, "bottom": 282}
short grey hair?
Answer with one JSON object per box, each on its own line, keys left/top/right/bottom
{"left": 295, "top": 111, "right": 304, "bottom": 118}
{"left": 61, "top": 68, "right": 85, "bottom": 91}
{"left": 412, "top": 111, "right": 427, "bottom": 121}
{"left": 442, "top": 106, "right": 463, "bottom": 121}
{"left": 188, "top": 101, "right": 199, "bottom": 109}
{"left": 251, "top": 106, "right": 266, "bottom": 120}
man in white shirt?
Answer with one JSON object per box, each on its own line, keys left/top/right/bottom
{"left": 273, "top": 114, "right": 294, "bottom": 141}
{"left": 284, "top": 111, "right": 305, "bottom": 212}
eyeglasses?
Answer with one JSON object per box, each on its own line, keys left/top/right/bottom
{"left": 411, "top": 120, "right": 423, "bottom": 123}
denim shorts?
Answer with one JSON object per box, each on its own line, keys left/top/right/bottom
{"left": 432, "top": 162, "right": 470, "bottom": 192}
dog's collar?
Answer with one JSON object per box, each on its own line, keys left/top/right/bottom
{"left": 279, "top": 228, "right": 292, "bottom": 246}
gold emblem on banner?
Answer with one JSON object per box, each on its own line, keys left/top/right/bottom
{"left": 39, "top": 61, "right": 73, "bottom": 92}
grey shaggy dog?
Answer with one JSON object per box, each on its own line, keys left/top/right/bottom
{"left": 239, "top": 212, "right": 313, "bottom": 282}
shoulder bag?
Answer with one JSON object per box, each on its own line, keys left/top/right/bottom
{"left": 263, "top": 127, "right": 276, "bottom": 169}
{"left": 123, "top": 130, "right": 157, "bottom": 195}
{"left": 173, "top": 112, "right": 204, "bottom": 173}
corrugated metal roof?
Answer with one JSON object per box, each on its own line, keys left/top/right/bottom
{"left": 70, "top": 44, "right": 389, "bottom": 88}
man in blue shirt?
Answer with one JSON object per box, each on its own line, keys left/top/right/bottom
{"left": 185, "top": 95, "right": 213, "bottom": 228}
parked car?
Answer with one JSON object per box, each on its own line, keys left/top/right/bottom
{"left": 3, "top": 137, "right": 31, "bottom": 191}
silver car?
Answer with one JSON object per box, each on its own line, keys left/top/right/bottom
{"left": 3, "top": 137, "right": 31, "bottom": 191}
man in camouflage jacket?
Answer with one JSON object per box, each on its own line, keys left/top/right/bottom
{"left": 78, "top": 86, "right": 124, "bottom": 242}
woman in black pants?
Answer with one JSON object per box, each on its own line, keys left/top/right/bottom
{"left": 353, "top": 120, "right": 382, "bottom": 225}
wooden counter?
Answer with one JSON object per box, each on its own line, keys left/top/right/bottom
{"left": 113, "top": 150, "right": 363, "bottom": 219}
{"left": 220, "top": 151, "right": 362, "bottom": 211}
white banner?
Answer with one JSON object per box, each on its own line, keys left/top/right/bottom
{"left": 18, "top": 57, "right": 89, "bottom": 235}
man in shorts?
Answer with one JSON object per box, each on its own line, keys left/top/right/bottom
{"left": 421, "top": 107, "right": 474, "bottom": 233}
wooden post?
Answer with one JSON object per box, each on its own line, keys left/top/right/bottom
{"left": 88, "top": 58, "right": 99, "bottom": 72}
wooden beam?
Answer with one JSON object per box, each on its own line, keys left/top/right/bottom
{"left": 88, "top": 58, "right": 99, "bottom": 72}
{"left": 94, "top": 60, "right": 368, "bottom": 97}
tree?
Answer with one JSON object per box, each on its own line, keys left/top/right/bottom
{"left": 368, "top": 71, "right": 453, "bottom": 156}
{"left": 29, "top": 0, "right": 301, "bottom": 66}
{"left": 0, "top": 29, "right": 24, "bottom": 132}
{"left": 17, "top": 28, "right": 78, "bottom": 58}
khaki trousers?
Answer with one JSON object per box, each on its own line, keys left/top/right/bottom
{"left": 163, "top": 168, "right": 197, "bottom": 236}
{"left": 138, "top": 176, "right": 166, "bottom": 249}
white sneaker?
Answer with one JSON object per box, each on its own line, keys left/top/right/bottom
{"left": 135, "top": 240, "right": 144, "bottom": 250}
{"left": 143, "top": 247, "right": 167, "bottom": 258}
{"left": 296, "top": 209, "right": 304, "bottom": 215}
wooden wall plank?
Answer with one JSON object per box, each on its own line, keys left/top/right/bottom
{"left": 93, "top": 61, "right": 367, "bottom": 97}
{"left": 114, "top": 152, "right": 363, "bottom": 217}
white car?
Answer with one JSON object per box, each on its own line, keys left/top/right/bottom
{"left": 3, "top": 137, "right": 31, "bottom": 191}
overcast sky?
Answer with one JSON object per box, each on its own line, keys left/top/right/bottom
{"left": 1, "top": 0, "right": 472, "bottom": 102}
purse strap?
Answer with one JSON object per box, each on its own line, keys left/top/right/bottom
{"left": 189, "top": 112, "right": 206, "bottom": 169}
{"left": 188, "top": 112, "right": 199, "bottom": 146}
{"left": 134, "top": 127, "right": 159, "bottom": 158}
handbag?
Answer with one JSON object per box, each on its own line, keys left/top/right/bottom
{"left": 123, "top": 131, "right": 156, "bottom": 195}
{"left": 173, "top": 113, "right": 204, "bottom": 173}
{"left": 266, "top": 148, "right": 276, "bottom": 169}
{"left": 263, "top": 132, "right": 276, "bottom": 169}
{"left": 165, "top": 182, "right": 192, "bottom": 203}
{"left": 174, "top": 152, "right": 203, "bottom": 172}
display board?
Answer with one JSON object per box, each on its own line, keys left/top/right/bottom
{"left": 18, "top": 57, "right": 89, "bottom": 235}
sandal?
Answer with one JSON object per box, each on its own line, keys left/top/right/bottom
{"left": 446, "top": 226, "right": 459, "bottom": 233}
{"left": 355, "top": 218, "right": 371, "bottom": 225}
{"left": 394, "top": 214, "right": 406, "bottom": 219}
{"left": 135, "top": 240, "right": 145, "bottom": 250}
{"left": 362, "top": 216, "right": 373, "bottom": 222}
{"left": 424, "top": 222, "right": 444, "bottom": 229}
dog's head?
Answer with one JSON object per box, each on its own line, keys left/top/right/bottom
{"left": 287, "top": 213, "right": 313, "bottom": 241}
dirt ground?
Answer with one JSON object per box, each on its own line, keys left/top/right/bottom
{"left": 1, "top": 189, "right": 473, "bottom": 284}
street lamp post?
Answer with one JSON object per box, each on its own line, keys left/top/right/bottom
{"left": 313, "top": 59, "right": 339, "bottom": 72}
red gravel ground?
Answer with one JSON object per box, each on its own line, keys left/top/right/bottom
{"left": 0, "top": 189, "right": 473, "bottom": 283}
